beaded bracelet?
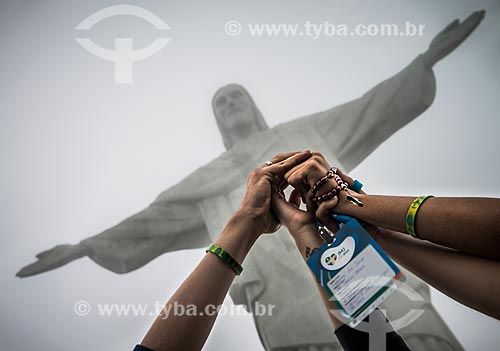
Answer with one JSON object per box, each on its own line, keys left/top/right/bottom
{"left": 206, "top": 244, "right": 243, "bottom": 275}
{"left": 311, "top": 167, "right": 364, "bottom": 208}
{"left": 312, "top": 168, "right": 351, "bottom": 205}
{"left": 406, "top": 195, "right": 433, "bottom": 238}
{"left": 311, "top": 171, "right": 334, "bottom": 197}
{"left": 312, "top": 187, "right": 340, "bottom": 203}
{"left": 312, "top": 168, "right": 339, "bottom": 202}
{"left": 332, "top": 174, "right": 348, "bottom": 190}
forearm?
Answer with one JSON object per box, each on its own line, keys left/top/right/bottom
{"left": 140, "top": 212, "right": 260, "bottom": 351}
{"left": 290, "top": 225, "right": 345, "bottom": 329}
{"left": 376, "top": 227, "right": 500, "bottom": 320}
{"left": 336, "top": 194, "right": 500, "bottom": 260}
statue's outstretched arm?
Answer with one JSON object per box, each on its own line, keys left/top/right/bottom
{"left": 16, "top": 200, "right": 210, "bottom": 277}
{"left": 16, "top": 150, "right": 246, "bottom": 277}
{"left": 314, "top": 11, "right": 485, "bottom": 172}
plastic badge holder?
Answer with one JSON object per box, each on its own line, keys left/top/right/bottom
{"left": 307, "top": 217, "right": 405, "bottom": 327}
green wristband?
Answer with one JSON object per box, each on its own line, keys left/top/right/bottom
{"left": 206, "top": 244, "right": 243, "bottom": 275}
{"left": 406, "top": 195, "right": 433, "bottom": 238}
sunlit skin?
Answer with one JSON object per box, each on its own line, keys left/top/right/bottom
{"left": 282, "top": 152, "right": 500, "bottom": 321}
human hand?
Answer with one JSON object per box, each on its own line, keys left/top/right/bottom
{"left": 237, "top": 150, "right": 312, "bottom": 235}
{"left": 284, "top": 152, "right": 352, "bottom": 212}
{"left": 283, "top": 152, "right": 366, "bottom": 224}
{"left": 284, "top": 152, "right": 331, "bottom": 205}
{"left": 315, "top": 167, "right": 364, "bottom": 230}
{"left": 423, "top": 10, "right": 485, "bottom": 67}
{"left": 270, "top": 184, "right": 317, "bottom": 238}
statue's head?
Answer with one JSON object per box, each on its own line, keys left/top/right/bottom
{"left": 212, "top": 84, "right": 269, "bottom": 149}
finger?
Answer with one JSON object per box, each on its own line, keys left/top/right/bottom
{"left": 261, "top": 151, "right": 300, "bottom": 168}
{"left": 316, "top": 199, "right": 340, "bottom": 232}
{"left": 439, "top": 19, "right": 459, "bottom": 35}
{"left": 460, "top": 10, "right": 485, "bottom": 36}
{"left": 284, "top": 167, "right": 310, "bottom": 199}
{"left": 16, "top": 260, "right": 48, "bottom": 278}
{"left": 300, "top": 190, "right": 307, "bottom": 204}
{"left": 289, "top": 188, "right": 302, "bottom": 208}
{"left": 284, "top": 153, "right": 329, "bottom": 185}
{"left": 267, "top": 150, "right": 312, "bottom": 175}
{"left": 334, "top": 168, "right": 353, "bottom": 186}
{"left": 283, "top": 161, "right": 308, "bottom": 183}
{"left": 463, "top": 10, "right": 486, "bottom": 25}
{"left": 304, "top": 189, "right": 318, "bottom": 214}
{"left": 284, "top": 163, "right": 311, "bottom": 187}
{"left": 279, "top": 177, "right": 289, "bottom": 192}
{"left": 271, "top": 184, "right": 287, "bottom": 214}
{"left": 35, "top": 247, "right": 56, "bottom": 259}
{"left": 270, "top": 187, "right": 298, "bottom": 224}
{"left": 270, "top": 151, "right": 301, "bottom": 163}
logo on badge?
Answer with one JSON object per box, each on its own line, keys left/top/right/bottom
{"left": 324, "top": 253, "right": 337, "bottom": 266}
{"left": 320, "top": 236, "right": 355, "bottom": 271}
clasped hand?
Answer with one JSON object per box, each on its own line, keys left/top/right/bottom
{"left": 238, "top": 151, "right": 358, "bottom": 238}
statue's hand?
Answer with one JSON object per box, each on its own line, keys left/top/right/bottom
{"left": 423, "top": 10, "right": 485, "bottom": 67}
{"left": 16, "top": 244, "right": 86, "bottom": 277}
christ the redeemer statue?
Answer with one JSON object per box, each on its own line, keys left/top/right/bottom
{"left": 18, "top": 12, "right": 485, "bottom": 350}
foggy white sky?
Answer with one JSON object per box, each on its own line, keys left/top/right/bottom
{"left": 1, "top": 0, "right": 500, "bottom": 350}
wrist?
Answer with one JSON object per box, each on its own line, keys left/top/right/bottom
{"left": 421, "top": 51, "right": 435, "bottom": 69}
{"left": 291, "top": 225, "right": 325, "bottom": 260}
{"left": 214, "top": 211, "right": 262, "bottom": 264}
{"left": 335, "top": 192, "right": 368, "bottom": 216}
{"left": 232, "top": 209, "right": 266, "bottom": 238}
{"left": 290, "top": 222, "right": 318, "bottom": 240}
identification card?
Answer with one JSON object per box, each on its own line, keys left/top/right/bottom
{"left": 307, "top": 218, "right": 404, "bottom": 327}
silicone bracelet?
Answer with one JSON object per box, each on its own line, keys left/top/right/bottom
{"left": 349, "top": 180, "right": 363, "bottom": 193}
{"left": 406, "top": 195, "right": 433, "bottom": 238}
{"left": 206, "top": 244, "right": 243, "bottom": 275}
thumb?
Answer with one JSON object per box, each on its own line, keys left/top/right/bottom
{"left": 316, "top": 200, "right": 339, "bottom": 232}
{"left": 440, "top": 19, "right": 460, "bottom": 34}
{"left": 270, "top": 185, "right": 291, "bottom": 221}
{"left": 289, "top": 189, "right": 302, "bottom": 208}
